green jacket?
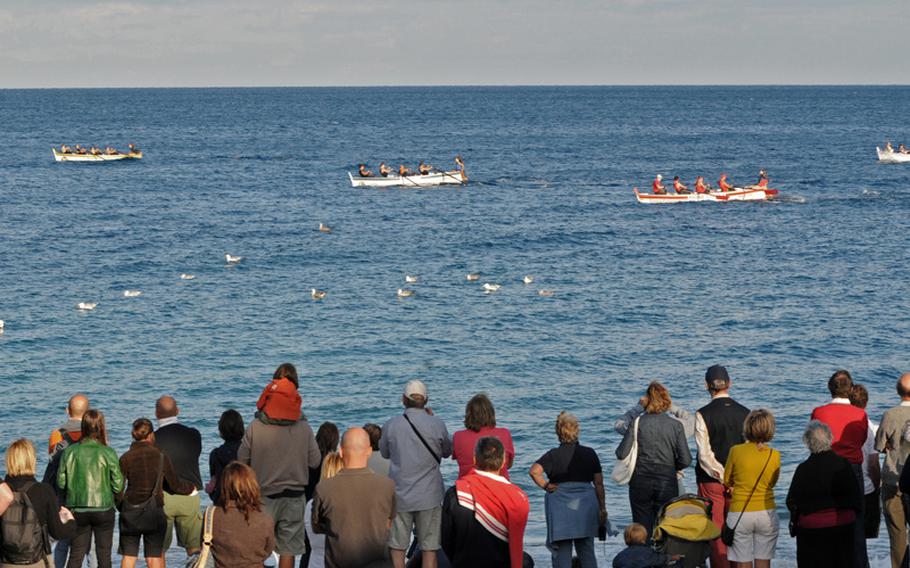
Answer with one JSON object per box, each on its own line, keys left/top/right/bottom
{"left": 57, "top": 439, "right": 124, "bottom": 511}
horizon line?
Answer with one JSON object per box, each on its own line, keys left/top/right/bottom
{"left": 2, "top": 83, "right": 910, "bottom": 91}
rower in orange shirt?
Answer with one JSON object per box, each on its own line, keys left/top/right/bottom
{"left": 755, "top": 169, "right": 769, "bottom": 188}
{"left": 652, "top": 174, "right": 667, "bottom": 195}
{"left": 673, "top": 176, "right": 690, "bottom": 194}
{"left": 718, "top": 173, "right": 734, "bottom": 192}
{"left": 694, "top": 176, "right": 709, "bottom": 194}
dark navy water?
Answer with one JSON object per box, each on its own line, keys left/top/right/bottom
{"left": 1, "top": 87, "right": 909, "bottom": 565}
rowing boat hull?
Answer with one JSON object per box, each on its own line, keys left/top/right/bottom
{"left": 53, "top": 149, "right": 142, "bottom": 162}
{"left": 877, "top": 147, "right": 910, "bottom": 163}
{"left": 634, "top": 187, "right": 779, "bottom": 204}
{"left": 348, "top": 171, "right": 466, "bottom": 187}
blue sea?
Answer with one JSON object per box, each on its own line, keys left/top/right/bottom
{"left": 1, "top": 86, "right": 909, "bottom": 566}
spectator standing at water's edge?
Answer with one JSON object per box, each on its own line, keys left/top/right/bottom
{"left": 695, "top": 365, "right": 750, "bottom": 568}
{"left": 809, "top": 370, "right": 871, "bottom": 567}
{"left": 305, "top": 453, "right": 343, "bottom": 568}
{"left": 875, "top": 372, "right": 910, "bottom": 568}
{"left": 364, "top": 423, "right": 391, "bottom": 476}
{"left": 118, "top": 418, "right": 194, "bottom": 568}
{"left": 153, "top": 396, "right": 203, "bottom": 561}
{"left": 381, "top": 379, "right": 453, "bottom": 568}
{"left": 443, "top": 437, "right": 530, "bottom": 568}
{"left": 849, "top": 385, "right": 881, "bottom": 542}
{"left": 306, "top": 422, "right": 339, "bottom": 501}
{"left": 723, "top": 409, "right": 781, "bottom": 568}
{"left": 239, "top": 363, "right": 321, "bottom": 568}
{"left": 616, "top": 381, "right": 692, "bottom": 538}
{"left": 210, "top": 462, "right": 276, "bottom": 568}
{"left": 452, "top": 394, "right": 515, "bottom": 479}
{"left": 205, "top": 409, "right": 244, "bottom": 504}
{"left": 313, "top": 428, "right": 397, "bottom": 568}
{"left": 530, "top": 411, "right": 606, "bottom": 568}
{"left": 56, "top": 410, "right": 124, "bottom": 568}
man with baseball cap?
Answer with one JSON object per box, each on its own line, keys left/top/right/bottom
{"left": 381, "top": 380, "right": 453, "bottom": 568}
{"left": 694, "top": 365, "right": 750, "bottom": 568}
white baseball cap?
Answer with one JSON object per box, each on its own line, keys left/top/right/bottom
{"left": 656, "top": 174, "right": 662, "bottom": 180}
{"left": 404, "top": 379, "right": 428, "bottom": 400}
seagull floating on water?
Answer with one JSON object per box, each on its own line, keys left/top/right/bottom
{"left": 311, "top": 288, "right": 327, "bottom": 300}
{"left": 466, "top": 273, "right": 480, "bottom": 281}
{"left": 523, "top": 275, "right": 534, "bottom": 284}
{"left": 0, "top": 320, "right": 5, "bottom": 331}
{"left": 180, "top": 274, "right": 196, "bottom": 280}
{"left": 319, "top": 223, "right": 332, "bottom": 233}
{"left": 397, "top": 288, "right": 415, "bottom": 298}
{"left": 225, "top": 254, "right": 242, "bottom": 264}
{"left": 77, "top": 302, "right": 98, "bottom": 311}
{"left": 123, "top": 290, "right": 142, "bottom": 298}
{"left": 538, "top": 290, "right": 555, "bottom": 297}
{"left": 405, "top": 275, "right": 419, "bottom": 283}
{"left": 482, "top": 283, "right": 501, "bottom": 292}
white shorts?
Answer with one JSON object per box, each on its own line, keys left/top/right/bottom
{"left": 725, "top": 509, "right": 780, "bottom": 562}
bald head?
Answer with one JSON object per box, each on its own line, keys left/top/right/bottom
{"left": 898, "top": 373, "right": 910, "bottom": 401}
{"left": 155, "top": 396, "right": 178, "bottom": 419}
{"left": 339, "top": 428, "right": 372, "bottom": 469}
{"left": 68, "top": 395, "right": 89, "bottom": 420}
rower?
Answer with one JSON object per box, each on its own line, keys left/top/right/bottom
{"left": 90, "top": 146, "right": 101, "bottom": 155}
{"left": 60, "top": 144, "right": 71, "bottom": 154}
{"left": 358, "top": 164, "right": 374, "bottom": 177}
{"left": 755, "top": 169, "right": 769, "bottom": 188}
{"left": 128, "top": 143, "right": 140, "bottom": 154}
{"left": 105, "top": 146, "right": 117, "bottom": 155}
{"left": 673, "top": 176, "right": 689, "bottom": 194}
{"left": 885, "top": 142, "right": 894, "bottom": 153}
{"left": 652, "top": 174, "right": 666, "bottom": 195}
{"left": 718, "top": 173, "right": 734, "bottom": 192}
{"left": 899, "top": 144, "right": 909, "bottom": 154}
{"left": 399, "top": 164, "right": 413, "bottom": 176}
{"left": 694, "top": 176, "right": 709, "bottom": 194}
{"left": 418, "top": 160, "right": 432, "bottom": 175}
{"left": 379, "top": 162, "right": 392, "bottom": 177}
{"left": 455, "top": 155, "right": 468, "bottom": 182}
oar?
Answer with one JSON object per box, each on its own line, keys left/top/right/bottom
{"left": 400, "top": 171, "right": 421, "bottom": 188}
{"left": 433, "top": 168, "right": 465, "bottom": 185}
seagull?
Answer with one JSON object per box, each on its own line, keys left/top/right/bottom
{"left": 77, "top": 302, "right": 98, "bottom": 311}
{"left": 397, "top": 288, "right": 415, "bottom": 298}
{"left": 123, "top": 290, "right": 142, "bottom": 298}
{"left": 538, "top": 290, "right": 555, "bottom": 297}
{"left": 523, "top": 275, "right": 534, "bottom": 284}
{"left": 482, "top": 283, "right": 501, "bottom": 292}
{"left": 179, "top": 274, "right": 196, "bottom": 280}
{"left": 319, "top": 223, "right": 332, "bottom": 234}
{"left": 405, "top": 275, "right": 419, "bottom": 283}
{"left": 311, "top": 288, "right": 327, "bottom": 300}
{"left": 0, "top": 320, "right": 4, "bottom": 331}
{"left": 466, "top": 273, "right": 480, "bottom": 281}
{"left": 225, "top": 254, "right": 242, "bottom": 264}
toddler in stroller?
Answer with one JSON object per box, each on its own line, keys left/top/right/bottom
{"left": 651, "top": 494, "right": 720, "bottom": 568}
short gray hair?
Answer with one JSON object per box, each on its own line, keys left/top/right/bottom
{"left": 803, "top": 420, "right": 833, "bottom": 454}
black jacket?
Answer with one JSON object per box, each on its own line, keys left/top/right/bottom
{"left": 786, "top": 450, "right": 861, "bottom": 517}
{"left": 154, "top": 422, "right": 203, "bottom": 490}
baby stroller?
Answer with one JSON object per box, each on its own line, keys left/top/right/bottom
{"left": 651, "top": 494, "right": 720, "bottom": 568}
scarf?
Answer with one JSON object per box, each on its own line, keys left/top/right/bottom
{"left": 455, "top": 470, "right": 529, "bottom": 568}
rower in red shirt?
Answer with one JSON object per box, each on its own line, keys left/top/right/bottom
{"left": 694, "top": 176, "right": 709, "bottom": 194}
{"left": 718, "top": 173, "right": 734, "bottom": 192}
{"left": 755, "top": 170, "right": 769, "bottom": 188}
{"left": 652, "top": 174, "right": 666, "bottom": 195}
{"left": 672, "top": 176, "right": 689, "bottom": 194}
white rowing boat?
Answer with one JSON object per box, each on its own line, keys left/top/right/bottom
{"left": 348, "top": 170, "right": 466, "bottom": 188}
{"left": 876, "top": 147, "right": 910, "bottom": 164}
{"left": 53, "top": 149, "right": 142, "bottom": 162}
{"left": 634, "top": 187, "right": 779, "bottom": 204}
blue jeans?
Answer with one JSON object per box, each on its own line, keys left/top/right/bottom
{"left": 54, "top": 537, "right": 97, "bottom": 568}
{"left": 550, "top": 537, "right": 595, "bottom": 568}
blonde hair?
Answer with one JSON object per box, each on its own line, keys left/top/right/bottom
{"left": 555, "top": 411, "right": 579, "bottom": 444}
{"left": 624, "top": 523, "right": 648, "bottom": 545}
{"left": 643, "top": 381, "right": 672, "bottom": 414}
{"left": 6, "top": 439, "right": 36, "bottom": 477}
{"left": 743, "top": 409, "right": 776, "bottom": 444}
{"left": 321, "top": 452, "right": 343, "bottom": 480}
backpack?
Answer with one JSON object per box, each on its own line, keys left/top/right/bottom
{"left": 0, "top": 481, "right": 50, "bottom": 566}
{"left": 41, "top": 429, "right": 77, "bottom": 495}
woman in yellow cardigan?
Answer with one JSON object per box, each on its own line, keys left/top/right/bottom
{"left": 724, "top": 409, "right": 782, "bottom": 568}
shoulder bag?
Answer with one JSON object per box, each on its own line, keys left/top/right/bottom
{"left": 193, "top": 505, "right": 216, "bottom": 568}
{"left": 119, "top": 453, "right": 166, "bottom": 535}
{"left": 403, "top": 413, "right": 441, "bottom": 463}
{"left": 611, "top": 416, "right": 640, "bottom": 485}
{"left": 721, "top": 449, "right": 774, "bottom": 546}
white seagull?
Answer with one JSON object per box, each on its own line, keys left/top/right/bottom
{"left": 482, "top": 283, "right": 501, "bottom": 292}
{"left": 405, "top": 275, "right": 419, "bottom": 283}
{"left": 123, "top": 290, "right": 142, "bottom": 298}
{"left": 319, "top": 223, "right": 332, "bottom": 233}
{"left": 397, "top": 288, "right": 415, "bottom": 298}
{"left": 466, "top": 273, "right": 481, "bottom": 281}
{"left": 77, "top": 302, "right": 98, "bottom": 311}
{"left": 311, "top": 288, "right": 327, "bottom": 300}
{"left": 523, "top": 275, "right": 534, "bottom": 284}
{"left": 0, "top": 320, "right": 5, "bottom": 331}
{"left": 225, "top": 254, "right": 242, "bottom": 264}
{"left": 180, "top": 274, "right": 196, "bottom": 280}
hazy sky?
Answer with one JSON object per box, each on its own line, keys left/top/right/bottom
{"left": 1, "top": 0, "right": 907, "bottom": 88}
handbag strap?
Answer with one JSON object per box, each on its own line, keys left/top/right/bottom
{"left": 202, "top": 505, "right": 215, "bottom": 544}
{"left": 730, "top": 448, "right": 774, "bottom": 531}
{"left": 403, "top": 413, "right": 441, "bottom": 463}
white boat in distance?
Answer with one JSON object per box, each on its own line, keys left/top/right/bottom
{"left": 634, "top": 187, "right": 779, "bottom": 204}
{"left": 53, "top": 149, "right": 142, "bottom": 162}
{"left": 876, "top": 147, "right": 910, "bottom": 164}
{"left": 348, "top": 170, "right": 466, "bottom": 188}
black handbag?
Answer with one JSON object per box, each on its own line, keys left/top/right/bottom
{"left": 721, "top": 449, "right": 773, "bottom": 546}
{"left": 119, "top": 454, "right": 166, "bottom": 536}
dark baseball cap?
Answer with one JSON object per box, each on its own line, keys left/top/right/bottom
{"left": 705, "top": 365, "right": 730, "bottom": 389}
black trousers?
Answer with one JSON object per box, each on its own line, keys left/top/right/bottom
{"left": 68, "top": 510, "right": 114, "bottom": 568}
{"left": 629, "top": 474, "right": 678, "bottom": 538}
{"left": 796, "top": 524, "right": 853, "bottom": 568}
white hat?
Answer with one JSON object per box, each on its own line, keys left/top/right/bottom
{"left": 404, "top": 379, "right": 427, "bottom": 400}
{"left": 656, "top": 174, "right": 662, "bottom": 180}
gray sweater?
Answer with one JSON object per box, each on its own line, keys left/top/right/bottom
{"left": 237, "top": 418, "right": 321, "bottom": 496}
{"left": 616, "top": 412, "right": 692, "bottom": 481}
{"left": 875, "top": 404, "right": 910, "bottom": 487}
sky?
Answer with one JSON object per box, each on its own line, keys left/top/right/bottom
{"left": 0, "top": 0, "right": 908, "bottom": 88}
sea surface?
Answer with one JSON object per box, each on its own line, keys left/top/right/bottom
{"left": 1, "top": 86, "right": 909, "bottom": 566}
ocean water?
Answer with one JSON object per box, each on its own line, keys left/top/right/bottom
{"left": 1, "top": 86, "right": 909, "bottom": 566}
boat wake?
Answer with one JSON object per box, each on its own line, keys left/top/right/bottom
{"left": 775, "top": 195, "right": 807, "bottom": 204}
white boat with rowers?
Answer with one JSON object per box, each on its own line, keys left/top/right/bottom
{"left": 53, "top": 148, "right": 142, "bottom": 162}
{"left": 633, "top": 187, "right": 779, "bottom": 204}
{"left": 876, "top": 147, "right": 910, "bottom": 164}
{"left": 349, "top": 169, "right": 467, "bottom": 188}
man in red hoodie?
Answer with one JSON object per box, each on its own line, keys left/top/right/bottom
{"left": 442, "top": 437, "right": 530, "bottom": 568}
{"left": 810, "top": 370, "right": 872, "bottom": 568}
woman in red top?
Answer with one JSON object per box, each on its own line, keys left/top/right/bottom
{"left": 756, "top": 170, "right": 769, "bottom": 188}
{"left": 718, "top": 173, "right": 734, "bottom": 192}
{"left": 694, "top": 176, "right": 709, "bottom": 194}
{"left": 452, "top": 394, "right": 515, "bottom": 479}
